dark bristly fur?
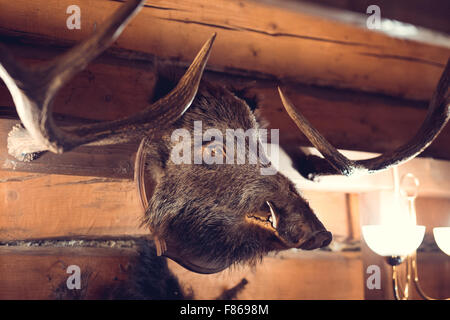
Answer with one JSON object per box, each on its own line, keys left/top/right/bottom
{"left": 118, "top": 239, "right": 248, "bottom": 299}
{"left": 53, "top": 239, "right": 247, "bottom": 300}
{"left": 113, "top": 239, "right": 191, "bottom": 300}
{"left": 140, "top": 72, "right": 331, "bottom": 273}
{"left": 52, "top": 72, "right": 331, "bottom": 299}
{"left": 52, "top": 240, "right": 187, "bottom": 300}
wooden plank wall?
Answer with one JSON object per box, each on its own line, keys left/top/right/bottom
{"left": 300, "top": 0, "right": 450, "bottom": 34}
{"left": 0, "top": 0, "right": 449, "bottom": 300}
{"left": 0, "top": 247, "right": 363, "bottom": 300}
{"left": 0, "top": 0, "right": 449, "bottom": 163}
{"left": 3, "top": 182, "right": 449, "bottom": 300}
{"left": 0, "top": 247, "right": 134, "bottom": 300}
{"left": 0, "top": 168, "right": 364, "bottom": 299}
{"left": 0, "top": 171, "right": 145, "bottom": 240}
{"left": 0, "top": 169, "right": 352, "bottom": 242}
{"left": 0, "top": 0, "right": 448, "bottom": 100}
{"left": 0, "top": 42, "right": 449, "bottom": 169}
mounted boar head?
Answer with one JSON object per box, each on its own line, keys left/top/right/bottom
{"left": 134, "top": 80, "right": 332, "bottom": 273}
{"left": 0, "top": 0, "right": 448, "bottom": 274}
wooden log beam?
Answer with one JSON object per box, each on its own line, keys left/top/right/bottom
{"left": 0, "top": 39, "right": 449, "bottom": 176}
{"left": 0, "top": 246, "right": 135, "bottom": 300}
{"left": 0, "top": 245, "right": 363, "bottom": 299}
{"left": 299, "top": 0, "right": 450, "bottom": 34}
{"left": 0, "top": 171, "right": 349, "bottom": 242}
{"left": 243, "top": 81, "right": 450, "bottom": 161}
{"left": 0, "top": 0, "right": 448, "bottom": 101}
{"left": 0, "top": 171, "right": 146, "bottom": 240}
{"left": 0, "top": 117, "right": 138, "bottom": 178}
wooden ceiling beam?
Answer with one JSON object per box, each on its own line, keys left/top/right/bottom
{"left": 0, "top": 38, "right": 449, "bottom": 178}
{"left": 0, "top": 0, "right": 448, "bottom": 101}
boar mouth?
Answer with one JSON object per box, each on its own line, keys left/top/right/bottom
{"left": 246, "top": 201, "right": 278, "bottom": 230}
{"left": 298, "top": 231, "right": 333, "bottom": 250}
{"left": 246, "top": 200, "right": 278, "bottom": 231}
{"left": 246, "top": 201, "right": 332, "bottom": 251}
{"left": 245, "top": 201, "right": 296, "bottom": 248}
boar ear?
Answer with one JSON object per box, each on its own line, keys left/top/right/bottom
{"left": 135, "top": 136, "right": 164, "bottom": 214}
{"left": 153, "top": 235, "right": 167, "bottom": 256}
{"left": 135, "top": 137, "right": 169, "bottom": 256}
{"left": 228, "top": 85, "right": 260, "bottom": 112}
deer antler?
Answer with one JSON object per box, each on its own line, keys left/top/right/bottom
{"left": 0, "top": 0, "right": 216, "bottom": 161}
{"left": 279, "top": 58, "right": 450, "bottom": 177}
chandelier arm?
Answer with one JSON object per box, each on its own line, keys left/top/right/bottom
{"left": 411, "top": 253, "right": 450, "bottom": 300}
{"left": 406, "top": 182, "right": 449, "bottom": 301}
{"left": 406, "top": 256, "right": 412, "bottom": 297}
{"left": 392, "top": 265, "right": 409, "bottom": 300}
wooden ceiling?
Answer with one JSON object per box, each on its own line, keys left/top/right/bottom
{"left": 298, "top": 0, "right": 450, "bottom": 34}
{"left": 1, "top": 0, "right": 448, "bottom": 99}
{"left": 0, "top": 0, "right": 449, "bottom": 176}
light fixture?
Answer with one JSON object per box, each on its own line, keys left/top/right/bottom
{"left": 362, "top": 224, "right": 425, "bottom": 259}
{"left": 433, "top": 227, "right": 450, "bottom": 256}
{"left": 362, "top": 168, "right": 449, "bottom": 300}
{"left": 362, "top": 170, "right": 425, "bottom": 265}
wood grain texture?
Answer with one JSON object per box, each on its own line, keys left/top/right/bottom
{"left": 169, "top": 250, "right": 364, "bottom": 300}
{"left": 299, "top": 0, "right": 450, "bottom": 34}
{"left": 0, "top": 171, "right": 352, "bottom": 241}
{"left": 0, "top": 0, "right": 448, "bottom": 101}
{"left": 0, "top": 118, "right": 138, "bottom": 178}
{"left": 250, "top": 82, "right": 450, "bottom": 161}
{"left": 0, "top": 246, "right": 134, "bottom": 299}
{"left": 346, "top": 193, "right": 361, "bottom": 240}
{"left": 0, "top": 246, "right": 364, "bottom": 299}
{"left": 0, "top": 39, "right": 449, "bottom": 169}
{"left": 0, "top": 171, "right": 146, "bottom": 240}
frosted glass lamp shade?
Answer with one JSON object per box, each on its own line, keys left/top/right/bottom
{"left": 433, "top": 227, "right": 450, "bottom": 256}
{"left": 362, "top": 225, "right": 425, "bottom": 257}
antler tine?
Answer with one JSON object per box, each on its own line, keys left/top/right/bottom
{"left": 278, "top": 87, "right": 357, "bottom": 176}
{"left": 70, "top": 32, "right": 216, "bottom": 142}
{"left": 279, "top": 57, "right": 450, "bottom": 177}
{"left": 1, "top": 0, "right": 216, "bottom": 160}
{"left": 1, "top": 0, "right": 145, "bottom": 155}
{"left": 45, "top": 0, "right": 146, "bottom": 97}
{"left": 358, "top": 58, "right": 450, "bottom": 172}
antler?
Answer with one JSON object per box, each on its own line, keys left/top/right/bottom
{"left": 0, "top": 0, "right": 216, "bottom": 160}
{"left": 279, "top": 57, "right": 450, "bottom": 177}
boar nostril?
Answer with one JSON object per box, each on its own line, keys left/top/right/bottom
{"left": 319, "top": 231, "right": 332, "bottom": 247}
{"left": 299, "top": 231, "right": 332, "bottom": 250}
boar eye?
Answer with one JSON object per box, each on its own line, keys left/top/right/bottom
{"left": 204, "top": 141, "right": 226, "bottom": 158}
